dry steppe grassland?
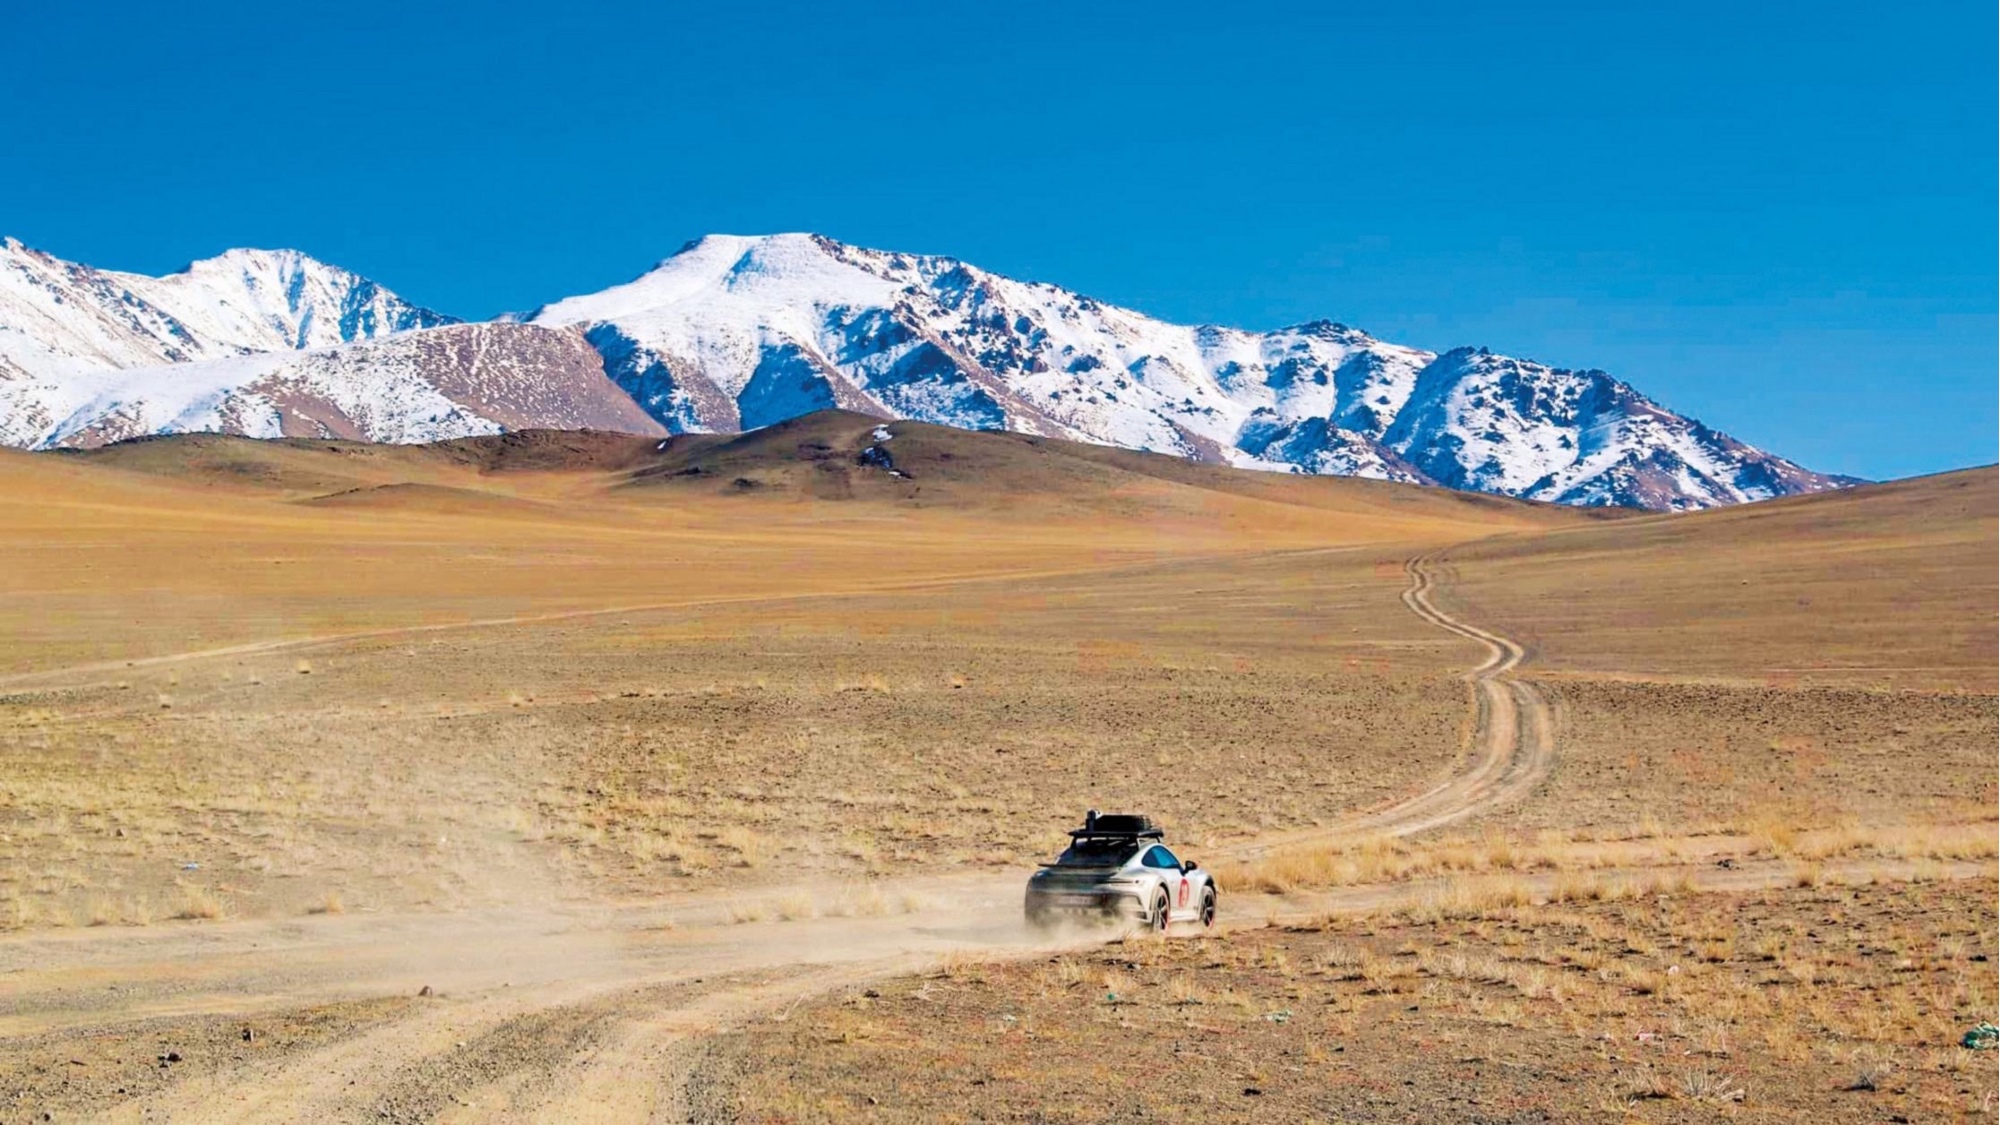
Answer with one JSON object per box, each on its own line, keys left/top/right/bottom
{"left": 0, "top": 413, "right": 1991, "bottom": 1123}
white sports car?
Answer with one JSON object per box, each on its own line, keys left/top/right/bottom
{"left": 1023, "top": 812, "right": 1216, "bottom": 930}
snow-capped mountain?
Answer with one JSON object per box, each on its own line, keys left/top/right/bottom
{"left": 3, "top": 321, "right": 660, "bottom": 449}
{"left": 0, "top": 239, "right": 599, "bottom": 448}
{"left": 528, "top": 234, "right": 1851, "bottom": 509}
{"left": 0, "top": 238, "right": 454, "bottom": 382}
{"left": 527, "top": 235, "right": 1449, "bottom": 484}
{"left": 0, "top": 233, "right": 1852, "bottom": 509}
{"left": 1377, "top": 347, "right": 1844, "bottom": 508}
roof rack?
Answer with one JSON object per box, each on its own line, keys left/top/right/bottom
{"left": 1067, "top": 812, "right": 1163, "bottom": 840}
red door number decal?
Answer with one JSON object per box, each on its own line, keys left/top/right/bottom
{"left": 1177, "top": 880, "right": 1190, "bottom": 908}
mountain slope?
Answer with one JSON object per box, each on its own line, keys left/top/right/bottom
{"left": 530, "top": 234, "right": 1853, "bottom": 510}
{"left": 1380, "top": 348, "right": 1847, "bottom": 509}
{"left": 0, "top": 238, "right": 454, "bottom": 382}
{"left": 527, "top": 236, "right": 1437, "bottom": 485}
{"left": 0, "top": 234, "right": 1854, "bottom": 509}
{"left": 4, "top": 322, "right": 660, "bottom": 448}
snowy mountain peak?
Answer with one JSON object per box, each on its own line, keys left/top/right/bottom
{"left": 526, "top": 233, "right": 1852, "bottom": 509}
{"left": 1282, "top": 319, "right": 1369, "bottom": 342}
{"left": 143, "top": 246, "right": 458, "bottom": 351}
{"left": 0, "top": 233, "right": 1854, "bottom": 510}
{"left": 0, "top": 237, "right": 454, "bottom": 383}
{"left": 181, "top": 245, "right": 315, "bottom": 271}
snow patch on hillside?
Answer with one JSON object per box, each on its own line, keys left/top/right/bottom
{"left": 0, "top": 233, "right": 1852, "bottom": 510}
{"left": 528, "top": 233, "right": 1846, "bottom": 507}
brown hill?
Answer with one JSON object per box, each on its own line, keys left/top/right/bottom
{"left": 53, "top": 409, "right": 1609, "bottom": 533}
{"left": 292, "top": 482, "right": 566, "bottom": 519}
{"left": 1443, "top": 464, "right": 1999, "bottom": 690}
{"left": 1, "top": 414, "right": 1603, "bottom": 675}
{"left": 22, "top": 418, "right": 1985, "bottom": 691}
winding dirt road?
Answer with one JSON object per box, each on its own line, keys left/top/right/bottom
{"left": 1355, "top": 551, "right": 1556, "bottom": 836}
{"left": 0, "top": 548, "right": 1560, "bottom": 1123}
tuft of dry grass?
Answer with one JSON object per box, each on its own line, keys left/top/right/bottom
{"left": 1398, "top": 875, "right": 1534, "bottom": 923}
{"left": 171, "top": 882, "right": 224, "bottom": 921}
{"left": 718, "top": 826, "right": 773, "bottom": 869}
{"left": 1167, "top": 974, "right": 1207, "bottom": 1006}
{"left": 1679, "top": 1068, "right": 1745, "bottom": 1105}
{"left": 1750, "top": 814, "right": 1798, "bottom": 855}
{"left": 1220, "top": 829, "right": 1623, "bottom": 895}
{"left": 1221, "top": 819, "right": 1997, "bottom": 903}
{"left": 727, "top": 900, "right": 772, "bottom": 924}
{"left": 828, "top": 882, "right": 891, "bottom": 917}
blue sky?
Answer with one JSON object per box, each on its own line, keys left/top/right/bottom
{"left": 5, "top": 1, "right": 1992, "bottom": 479}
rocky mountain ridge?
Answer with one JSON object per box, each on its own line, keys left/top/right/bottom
{"left": 0, "top": 233, "right": 1854, "bottom": 509}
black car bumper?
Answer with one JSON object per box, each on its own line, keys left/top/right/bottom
{"left": 1024, "top": 887, "right": 1146, "bottom": 922}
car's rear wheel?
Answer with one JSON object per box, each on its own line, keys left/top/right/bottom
{"left": 1199, "top": 887, "right": 1217, "bottom": 928}
{"left": 1150, "top": 889, "right": 1171, "bottom": 932}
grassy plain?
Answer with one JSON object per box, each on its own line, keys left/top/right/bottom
{"left": 0, "top": 415, "right": 1990, "bottom": 1121}
{"left": 0, "top": 415, "right": 1571, "bottom": 925}
{"left": 704, "top": 462, "right": 1997, "bottom": 1123}
{"left": 723, "top": 878, "right": 1998, "bottom": 1123}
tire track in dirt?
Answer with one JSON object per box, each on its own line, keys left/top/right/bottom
{"left": 1230, "top": 547, "right": 1554, "bottom": 859}
{"left": 93, "top": 899, "right": 1049, "bottom": 1124}
{"left": 1358, "top": 548, "right": 1556, "bottom": 835}
{"left": 30, "top": 543, "right": 1564, "bottom": 1122}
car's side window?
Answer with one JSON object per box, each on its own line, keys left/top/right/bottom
{"left": 1144, "top": 846, "right": 1178, "bottom": 869}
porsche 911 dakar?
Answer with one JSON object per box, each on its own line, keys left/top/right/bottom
{"left": 1024, "top": 812, "right": 1216, "bottom": 930}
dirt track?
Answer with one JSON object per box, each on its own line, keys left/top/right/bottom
{"left": 1369, "top": 551, "right": 1557, "bottom": 833}
{"left": 1238, "top": 550, "right": 1556, "bottom": 859}
{"left": 0, "top": 548, "right": 1885, "bottom": 1122}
